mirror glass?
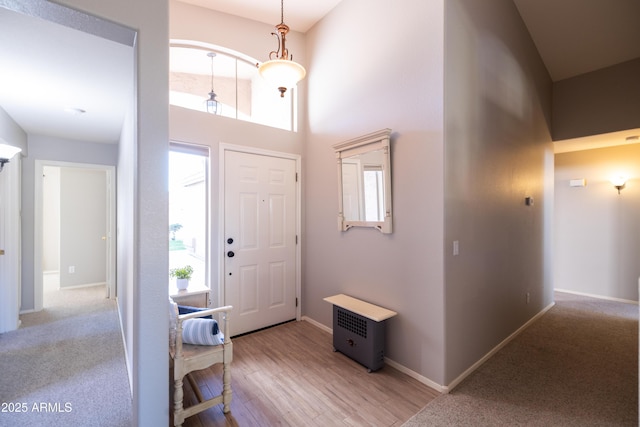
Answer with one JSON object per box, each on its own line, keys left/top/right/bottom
{"left": 333, "top": 129, "right": 392, "bottom": 233}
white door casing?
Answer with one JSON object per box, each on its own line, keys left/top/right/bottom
{"left": 0, "top": 156, "right": 22, "bottom": 333}
{"left": 220, "top": 144, "right": 300, "bottom": 336}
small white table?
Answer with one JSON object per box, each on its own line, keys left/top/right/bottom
{"left": 170, "top": 282, "right": 210, "bottom": 308}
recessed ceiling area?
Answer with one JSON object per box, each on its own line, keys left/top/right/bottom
{"left": 0, "top": 6, "right": 132, "bottom": 144}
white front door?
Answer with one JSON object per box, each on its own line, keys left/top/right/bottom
{"left": 223, "top": 149, "right": 298, "bottom": 336}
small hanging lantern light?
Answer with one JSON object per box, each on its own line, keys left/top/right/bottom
{"left": 206, "top": 51, "right": 220, "bottom": 114}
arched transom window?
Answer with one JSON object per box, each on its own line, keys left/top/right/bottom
{"left": 170, "top": 41, "right": 297, "bottom": 132}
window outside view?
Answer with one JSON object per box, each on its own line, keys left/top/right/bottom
{"left": 169, "top": 149, "right": 207, "bottom": 288}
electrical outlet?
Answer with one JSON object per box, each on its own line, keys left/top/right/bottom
{"left": 453, "top": 240, "right": 459, "bottom": 256}
{"left": 526, "top": 292, "right": 530, "bottom": 304}
{"left": 69, "top": 266, "right": 75, "bottom": 274}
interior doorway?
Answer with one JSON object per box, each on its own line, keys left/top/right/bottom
{"left": 34, "top": 160, "right": 116, "bottom": 311}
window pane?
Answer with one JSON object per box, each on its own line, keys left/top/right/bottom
{"left": 169, "top": 149, "right": 208, "bottom": 288}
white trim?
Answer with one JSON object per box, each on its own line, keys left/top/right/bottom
{"left": 555, "top": 288, "right": 639, "bottom": 305}
{"left": 301, "top": 316, "right": 332, "bottom": 334}
{"left": 34, "top": 160, "right": 116, "bottom": 311}
{"left": 384, "top": 357, "right": 446, "bottom": 393}
{"left": 58, "top": 282, "right": 107, "bottom": 290}
{"left": 301, "top": 316, "right": 446, "bottom": 392}
{"left": 445, "top": 301, "right": 556, "bottom": 392}
{"left": 304, "top": 301, "right": 557, "bottom": 395}
{"left": 218, "top": 143, "right": 302, "bottom": 322}
{"left": 116, "top": 298, "right": 133, "bottom": 396}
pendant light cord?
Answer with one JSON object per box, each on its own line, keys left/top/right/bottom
{"left": 280, "top": 0, "right": 284, "bottom": 24}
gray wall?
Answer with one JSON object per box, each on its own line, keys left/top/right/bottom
{"left": 443, "top": 0, "right": 554, "bottom": 384}
{"left": 553, "top": 59, "right": 640, "bottom": 140}
{"left": 555, "top": 144, "right": 640, "bottom": 301}
{"left": 305, "top": 0, "right": 447, "bottom": 385}
{"left": 59, "top": 167, "right": 107, "bottom": 288}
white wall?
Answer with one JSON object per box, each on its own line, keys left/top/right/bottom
{"left": 555, "top": 144, "right": 640, "bottom": 301}
{"left": 443, "top": 0, "right": 554, "bottom": 385}
{"left": 304, "top": 0, "right": 447, "bottom": 385}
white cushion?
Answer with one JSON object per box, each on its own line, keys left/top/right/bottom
{"left": 182, "top": 318, "right": 224, "bottom": 346}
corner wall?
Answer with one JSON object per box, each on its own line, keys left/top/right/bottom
{"left": 444, "top": 0, "right": 554, "bottom": 385}
{"left": 552, "top": 59, "right": 640, "bottom": 141}
{"left": 305, "top": 0, "right": 447, "bottom": 385}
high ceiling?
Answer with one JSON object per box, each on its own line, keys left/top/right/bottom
{"left": 0, "top": 1, "right": 638, "bottom": 148}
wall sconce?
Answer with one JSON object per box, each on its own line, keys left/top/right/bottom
{"left": 610, "top": 175, "right": 627, "bottom": 194}
{"left": 0, "top": 144, "right": 22, "bottom": 172}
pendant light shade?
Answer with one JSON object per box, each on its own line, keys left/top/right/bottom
{"left": 258, "top": 1, "right": 306, "bottom": 97}
{"left": 259, "top": 59, "right": 306, "bottom": 94}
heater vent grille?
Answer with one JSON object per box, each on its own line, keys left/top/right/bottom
{"left": 337, "top": 307, "right": 367, "bottom": 339}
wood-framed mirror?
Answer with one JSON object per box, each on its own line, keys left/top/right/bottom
{"left": 333, "top": 128, "right": 392, "bottom": 233}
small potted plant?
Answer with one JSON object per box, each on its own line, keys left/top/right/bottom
{"left": 170, "top": 265, "right": 193, "bottom": 290}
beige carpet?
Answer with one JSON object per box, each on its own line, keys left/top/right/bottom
{"left": 403, "top": 292, "right": 638, "bottom": 426}
{"left": 0, "top": 277, "right": 132, "bottom": 426}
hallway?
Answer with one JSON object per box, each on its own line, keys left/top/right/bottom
{"left": 0, "top": 280, "right": 131, "bottom": 426}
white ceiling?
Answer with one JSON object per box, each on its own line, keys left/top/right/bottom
{"left": 0, "top": 6, "right": 132, "bottom": 144}
{"left": 0, "top": 1, "right": 638, "bottom": 149}
{"left": 177, "top": 0, "right": 343, "bottom": 33}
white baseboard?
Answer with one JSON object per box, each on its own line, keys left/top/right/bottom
{"left": 555, "top": 288, "right": 639, "bottom": 305}
{"left": 300, "top": 316, "right": 446, "bottom": 392}
{"left": 116, "top": 298, "right": 133, "bottom": 397}
{"left": 303, "top": 301, "right": 557, "bottom": 395}
{"left": 59, "top": 282, "right": 106, "bottom": 290}
{"left": 445, "top": 301, "right": 555, "bottom": 392}
{"left": 301, "top": 315, "right": 332, "bottom": 334}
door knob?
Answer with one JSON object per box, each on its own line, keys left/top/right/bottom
{"left": 227, "top": 251, "right": 235, "bottom": 258}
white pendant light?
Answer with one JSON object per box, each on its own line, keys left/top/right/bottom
{"left": 258, "top": 0, "right": 306, "bottom": 97}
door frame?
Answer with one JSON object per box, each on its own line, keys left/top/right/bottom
{"left": 34, "top": 160, "right": 116, "bottom": 311}
{"left": 218, "top": 143, "right": 301, "bottom": 322}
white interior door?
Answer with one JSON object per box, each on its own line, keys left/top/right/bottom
{"left": 223, "top": 149, "right": 298, "bottom": 336}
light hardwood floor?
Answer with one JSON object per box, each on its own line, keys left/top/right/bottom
{"left": 177, "top": 320, "right": 439, "bottom": 426}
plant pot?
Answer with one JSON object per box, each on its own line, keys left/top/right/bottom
{"left": 176, "top": 278, "right": 189, "bottom": 290}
